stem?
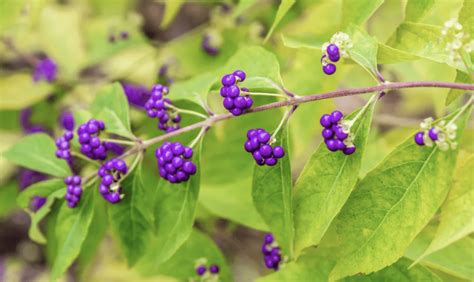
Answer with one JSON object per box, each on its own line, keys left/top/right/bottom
{"left": 141, "top": 81, "right": 473, "bottom": 148}
{"left": 101, "top": 138, "right": 136, "bottom": 146}
{"left": 188, "top": 126, "right": 208, "bottom": 148}
{"left": 448, "top": 95, "right": 473, "bottom": 124}
{"left": 166, "top": 103, "right": 208, "bottom": 119}
{"left": 117, "top": 152, "right": 143, "bottom": 185}
{"left": 347, "top": 93, "right": 379, "bottom": 127}
{"left": 71, "top": 151, "right": 100, "bottom": 167}
{"left": 271, "top": 106, "right": 295, "bottom": 140}
{"left": 243, "top": 91, "right": 288, "bottom": 98}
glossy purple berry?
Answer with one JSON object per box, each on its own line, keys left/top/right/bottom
{"left": 155, "top": 142, "right": 197, "bottom": 183}
{"left": 320, "top": 114, "right": 332, "bottom": 128}
{"left": 334, "top": 126, "right": 348, "bottom": 140}
{"left": 326, "top": 44, "right": 340, "bottom": 62}
{"left": 196, "top": 265, "right": 206, "bottom": 276}
{"left": 343, "top": 146, "right": 356, "bottom": 155}
{"left": 322, "top": 128, "right": 334, "bottom": 139}
{"left": 209, "top": 265, "right": 220, "bottom": 274}
{"left": 264, "top": 233, "right": 274, "bottom": 244}
{"left": 221, "top": 74, "right": 236, "bottom": 86}
{"left": 64, "top": 175, "right": 83, "bottom": 208}
{"left": 98, "top": 159, "right": 128, "bottom": 203}
{"left": 233, "top": 70, "right": 246, "bottom": 82}
{"left": 326, "top": 139, "right": 338, "bottom": 152}
{"left": 323, "top": 63, "right": 336, "bottom": 75}
{"left": 330, "top": 111, "right": 343, "bottom": 123}
{"left": 414, "top": 131, "right": 425, "bottom": 146}
{"left": 272, "top": 146, "right": 285, "bottom": 159}
{"left": 223, "top": 98, "right": 234, "bottom": 110}
{"left": 428, "top": 127, "right": 438, "bottom": 141}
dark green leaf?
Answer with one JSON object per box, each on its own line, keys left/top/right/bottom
{"left": 139, "top": 229, "right": 232, "bottom": 281}
{"left": 28, "top": 188, "right": 66, "bottom": 244}
{"left": 4, "top": 133, "right": 71, "bottom": 177}
{"left": 328, "top": 105, "right": 472, "bottom": 280}
{"left": 91, "top": 82, "right": 133, "bottom": 138}
{"left": 51, "top": 187, "right": 95, "bottom": 280}
{"left": 108, "top": 162, "right": 154, "bottom": 266}
{"left": 143, "top": 142, "right": 202, "bottom": 267}
{"left": 17, "top": 179, "right": 64, "bottom": 209}
{"left": 253, "top": 126, "right": 294, "bottom": 257}
{"left": 293, "top": 100, "right": 376, "bottom": 256}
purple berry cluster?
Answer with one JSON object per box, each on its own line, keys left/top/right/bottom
{"left": 413, "top": 118, "right": 457, "bottom": 151}
{"left": 77, "top": 119, "right": 107, "bottom": 160}
{"left": 220, "top": 70, "right": 253, "bottom": 116}
{"left": 320, "top": 111, "right": 356, "bottom": 155}
{"left": 64, "top": 175, "right": 82, "bottom": 208}
{"left": 98, "top": 158, "right": 128, "bottom": 204}
{"left": 195, "top": 263, "right": 220, "bottom": 277}
{"left": 244, "top": 128, "right": 285, "bottom": 166}
{"left": 59, "top": 110, "right": 75, "bottom": 131}
{"left": 55, "top": 131, "right": 74, "bottom": 161}
{"left": 321, "top": 44, "right": 340, "bottom": 75}
{"left": 33, "top": 58, "right": 57, "bottom": 83}
{"left": 155, "top": 142, "right": 196, "bottom": 184}
{"left": 145, "top": 85, "right": 181, "bottom": 133}
{"left": 122, "top": 82, "right": 150, "bottom": 108}
{"left": 262, "top": 233, "right": 283, "bottom": 271}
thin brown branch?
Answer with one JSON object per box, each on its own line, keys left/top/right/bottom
{"left": 141, "top": 81, "right": 473, "bottom": 147}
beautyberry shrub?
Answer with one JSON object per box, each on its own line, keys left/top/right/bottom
{"left": 155, "top": 141, "right": 196, "bottom": 184}
{"left": 244, "top": 128, "right": 285, "bottom": 166}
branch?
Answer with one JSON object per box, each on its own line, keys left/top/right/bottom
{"left": 141, "top": 81, "right": 473, "bottom": 147}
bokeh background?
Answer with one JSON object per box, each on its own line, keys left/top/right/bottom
{"left": 0, "top": 0, "right": 472, "bottom": 281}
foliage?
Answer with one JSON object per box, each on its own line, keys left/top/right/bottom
{"left": 0, "top": 0, "right": 472, "bottom": 281}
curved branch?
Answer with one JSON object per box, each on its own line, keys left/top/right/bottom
{"left": 142, "top": 81, "right": 473, "bottom": 147}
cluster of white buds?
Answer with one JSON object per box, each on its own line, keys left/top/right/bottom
{"left": 441, "top": 18, "right": 474, "bottom": 62}
{"left": 419, "top": 118, "right": 458, "bottom": 151}
{"left": 321, "top": 32, "right": 353, "bottom": 58}
{"left": 339, "top": 120, "right": 356, "bottom": 148}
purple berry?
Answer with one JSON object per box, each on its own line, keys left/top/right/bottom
{"left": 257, "top": 132, "right": 271, "bottom": 143}
{"left": 326, "top": 44, "right": 340, "bottom": 62}
{"left": 234, "top": 96, "right": 248, "bottom": 109}
{"left": 259, "top": 144, "right": 273, "bottom": 158}
{"left": 414, "top": 131, "right": 425, "bottom": 146}
{"left": 428, "top": 127, "right": 438, "bottom": 141}
{"left": 326, "top": 139, "right": 338, "bottom": 151}
{"left": 227, "top": 85, "right": 240, "bottom": 98}
{"left": 330, "top": 111, "right": 343, "bottom": 123}
{"left": 343, "top": 146, "right": 356, "bottom": 155}
{"left": 265, "top": 158, "right": 277, "bottom": 166}
{"left": 233, "top": 70, "right": 246, "bottom": 81}
{"left": 320, "top": 114, "right": 332, "bottom": 128}
{"left": 323, "top": 63, "right": 336, "bottom": 75}
{"left": 223, "top": 98, "right": 235, "bottom": 110}
{"left": 264, "top": 233, "right": 274, "bottom": 244}
{"left": 220, "top": 87, "right": 228, "bottom": 97}
{"left": 334, "top": 126, "right": 348, "bottom": 140}
{"left": 221, "top": 74, "right": 236, "bottom": 86}
{"left": 322, "top": 128, "right": 334, "bottom": 139}
{"left": 272, "top": 146, "right": 285, "bottom": 158}
{"left": 209, "top": 264, "right": 220, "bottom": 274}
{"left": 231, "top": 108, "right": 243, "bottom": 116}
{"left": 196, "top": 265, "right": 206, "bottom": 276}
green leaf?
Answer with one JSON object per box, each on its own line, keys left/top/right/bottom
{"left": 377, "top": 42, "right": 420, "bottom": 64}
{"left": 108, "top": 162, "right": 153, "bottom": 266}
{"left": 168, "top": 72, "right": 217, "bottom": 109}
{"left": 404, "top": 0, "right": 436, "bottom": 22}
{"left": 412, "top": 154, "right": 474, "bottom": 264}
{"left": 281, "top": 34, "right": 325, "bottom": 50}
{"left": 29, "top": 188, "right": 66, "bottom": 244}
{"left": 252, "top": 126, "right": 294, "bottom": 257}
{"left": 76, "top": 191, "right": 108, "bottom": 279}
{"left": 17, "top": 179, "right": 64, "bottom": 209}
{"left": 0, "top": 182, "right": 18, "bottom": 218}
{"left": 51, "top": 187, "right": 95, "bottom": 280}
{"left": 3, "top": 133, "right": 71, "bottom": 177}
{"left": 0, "top": 0, "right": 23, "bottom": 31}
{"left": 233, "top": 0, "right": 258, "bottom": 17}
{"left": 445, "top": 71, "right": 472, "bottom": 106}
{"left": 91, "top": 82, "right": 133, "bottom": 139}
{"left": 140, "top": 229, "right": 232, "bottom": 281}
{"left": 143, "top": 142, "right": 202, "bottom": 267}
{"left": 264, "top": 0, "right": 296, "bottom": 42}
{"left": 328, "top": 105, "right": 472, "bottom": 280}
{"left": 0, "top": 74, "right": 54, "bottom": 110}
{"left": 347, "top": 25, "right": 379, "bottom": 79}
{"left": 39, "top": 5, "right": 87, "bottom": 79}
{"left": 341, "top": 0, "right": 384, "bottom": 28}
{"left": 386, "top": 22, "right": 467, "bottom": 72}
{"left": 256, "top": 247, "right": 338, "bottom": 282}
{"left": 405, "top": 224, "right": 474, "bottom": 280}
{"left": 342, "top": 258, "right": 442, "bottom": 282}
{"left": 293, "top": 100, "right": 376, "bottom": 256}
{"left": 160, "top": 0, "right": 184, "bottom": 28}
